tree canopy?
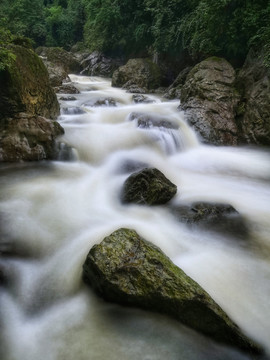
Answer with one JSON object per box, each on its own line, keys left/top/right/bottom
{"left": 0, "top": 0, "right": 269, "bottom": 65}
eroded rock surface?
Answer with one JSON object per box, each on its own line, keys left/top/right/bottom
{"left": 180, "top": 57, "right": 240, "bottom": 145}
{"left": 121, "top": 168, "right": 177, "bottom": 205}
{"left": 236, "top": 49, "right": 270, "bottom": 145}
{"left": 0, "top": 44, "right": 63, "bottom": 162}
{"left": 112, "top": 58, "right": 162, "bottom": 90}
{"left": 83, "top": 228, "right": 261, "bottom": 353}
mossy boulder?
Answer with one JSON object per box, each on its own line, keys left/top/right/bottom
{"left": 121, "top": 168, "right": 177, "bottom": 205}
{"left": 0, "top": 44, "right": 63, "bottom": 162}
{"left": 180, "top": 57, "right": 240, "bottom": 145}
{"left": 112, "top": 58, "right": 162, "bottom": 90}
{"left": 83, "top": 228, "right": 261, "bottom": 353}
{"left": 0, "top": 45, "right": 59, "bottom": 119}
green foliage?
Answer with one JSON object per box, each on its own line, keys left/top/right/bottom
{"left": 0, "top": 28, "right": 16, "bottom": 71}
{"left": 0, "top": 0, "right": 270, "bottom": 66}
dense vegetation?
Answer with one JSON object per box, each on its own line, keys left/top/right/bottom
{"left": 0, "top": 0, "right": 270, "bottom": 65}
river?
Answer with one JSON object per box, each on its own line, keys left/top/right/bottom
{"left": 0, "top": 75, "right": 270, "bottom": 360}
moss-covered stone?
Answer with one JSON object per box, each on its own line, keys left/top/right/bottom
{"left": 121, "top": 168, "right": 177, "bottom": 205}
{"left": 83, "top": 228, "right": 261, "bottom": 353}
{"left": 0, "top": 44, "right": 63, "bottom": 162}
{"left": 0, "top": 44, "right": 59, "bottom": 120}
{"left": 112, "top": 58, "right": 162, "bottom": 90}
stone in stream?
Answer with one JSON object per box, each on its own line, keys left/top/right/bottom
{"left": 121, "top": 168, "right": 177, "bottom": 205}
{"left": 83, "top": 228, "right": 261, "bottom": 353}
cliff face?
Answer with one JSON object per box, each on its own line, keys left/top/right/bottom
{"left": 0, "top": 44, "right": 63, "bottom": 162}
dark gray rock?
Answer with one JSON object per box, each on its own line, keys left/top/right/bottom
{"left": 83, "top": 228, "right": 261, "bottom": 353}
{"left": 112, "top": 58, "right": 162, "bottom": 90}
{"left": 80, "top": 51, "right": 123, "bottom": 77}
{"left": 132, "top": 94, "right": 155, "bottom": 104}
{"left": 171, "top": 202, "right": 249, "bottom": 240}
{"left": 129, "top": 112, "right": 179, "bottom": 129}
{"left": 0, "top": 112, "right": 64, "bottom": 162}
{"left": 180, "top": 57, "right": 240, "bottom": 145}
{"left": 121, "top": 168, "right": 177, "bottom": 205}
{"left": 54, "top": 83, "right": 80, "bottom": 94}
{"left": 236, "top": 49, "right": 270, "bottom": 146}
{"left": 59, "top": 96, "right": 77, "bottom": 101}
{"left": 164, "top": 67, "right": 192, "bottom": 99}
{"left": 36, "top": 47, "right": 81, "bottom": 87}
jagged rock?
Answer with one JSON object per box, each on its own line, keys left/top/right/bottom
{"left": 164, "top": 67, "right": 192, "bottom": 99}
{"left": 54, "top": 83, "right": 80, "bottom": 94}
{"left": 93, "top": 98, "right": 117, "bottom": 107}
{"left": 180, "top": 57, "right": 240, "bottom": 145}
{"left": 122, "top": 81, "right": 148, "bottom": 94}
{"left": 112, "top": 58, "right": 162, "bottom": 90}
{"left": 0, "top": 44, "right": 63, "bottom": 162}
{"left": 0, "top": 113, "right": 64, "bottom": 162}
{"left": 129, "top": 112, "right": 179, "bottom": 129}
{"left": 121, "top": 168, "right": 177, "bottom": 205}
{"left": 0, "top": 45, "right": 59, "bottom": 120}
{"left": 36, "top": 47, "right": 81, "bottom": 87}
{"left": 59, "top": 96, "right": 77, "bottom": 101}
{"left": 236, "top": 49, "right": 270, "bottom": 146}
{"left": 80, "top": 51, "right": 123, "bottom": 77}
{"left": 83, "top": 228, "right": 261, "bottom": 353}
{"left": 171, "top": 202, "right": 249, "bottom": 239}
{"left": 132, "top": 94, "right": 155, "bottom": 103}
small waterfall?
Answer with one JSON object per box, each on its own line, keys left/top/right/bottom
{"left": 1, "top": 75, "right": 270, "bottom": 360}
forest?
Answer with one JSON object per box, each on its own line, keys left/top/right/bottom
{"left": 1, "top": 0, "right": 270, "bottom": 67}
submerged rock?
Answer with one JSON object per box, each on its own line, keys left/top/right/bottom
{"left": 54, "top": 83, "right": 80, "bottom": 94}
{"left": 171, "top": 202, "right": 249, "bottom": 239}
{"left": 180, "top": 57, "right": 240, "bottom": 145}
{"left": 83, "top": 228, "right": 261, "bottom": 353}
{"left": 121, "top": 168, "right": 177, "bottom": 205}
{"left": 132, "top": 94, "right": 155, "bottom": 104}
{"left": 112, "top": 58, "right": 162, "bottom": 90}
{"left": 129, "top": 112, "right": 179, "bottom": 129}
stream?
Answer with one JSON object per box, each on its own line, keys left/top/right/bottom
{"left": 0, "top": 75, "right": 270, "bottom": 360}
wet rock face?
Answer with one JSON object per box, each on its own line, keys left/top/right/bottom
{"left": 112, "top": 58, "right": 162, "bottom": 90}
{"left": 36, "top": 47, "right": 81, "bottom": 87}
{"left": 180, "top": 57, "right": 240, "bottom": 145}
{"left": 121, "top": 168, "right": 177, "bottom": 205}
{"left": 0, "top": 45, "right": 59, "bottom": 120}
{"left": 83, "top": 228, "right": 261, "bottom": 353}
{"left": 236, "top": 49, "right": 270, "bottom": 146}
{"left": 171, "top": 202, "right": 249, "bottom": 240}
{"left": 0, "top": 113, "right": 64, "bottom": 162}
{"left": 0, "top": 44, "right": 63, "bottom": 162}
{"left": 80, "top": 51, "right": 123, "bottom": 77}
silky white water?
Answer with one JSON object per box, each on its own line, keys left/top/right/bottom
{"left": 0, "top": 75, "right": 270, "bottom": 360}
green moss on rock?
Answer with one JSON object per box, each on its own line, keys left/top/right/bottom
{"left": 83, "top": 228, "right": 262, "bottom": 353}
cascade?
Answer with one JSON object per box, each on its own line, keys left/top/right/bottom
{"left": 0, "top": 75, "right": 270, "bottom": 360}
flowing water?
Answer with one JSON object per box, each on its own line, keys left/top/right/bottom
{"left": 1, "top": 75, "right": 270, "bottom": 360}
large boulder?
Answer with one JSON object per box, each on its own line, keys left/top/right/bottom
{"left": 180, "top": 57, "right": 240, "bottom": 145}
{"left": 112, "top": 58, "right": 162, "bottom": 90}
{"left": 36, "top": 47, "right": 81, "bottom": 87}
{"left": 83, "top": 228, "right": 261, "bottom": 353}
{"left": 0, "top": 113, "right": 63, "bottom": 162}
{"left": 121, "top": 168, "right": 177, "bottom": 205}
{"left": 80, "top": 51, "right": 123, "bottom": 77}
{"left": 0, "top": 44, "right": 63, "bottom": 162}
{"left": 236, "top": 49, "right": 270, "bottom": 146}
